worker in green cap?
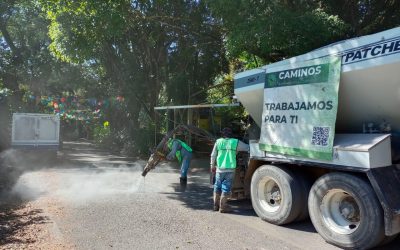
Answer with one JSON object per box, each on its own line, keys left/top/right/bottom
{"left": 210, "top": 127, "right": 249, "bottom": 212}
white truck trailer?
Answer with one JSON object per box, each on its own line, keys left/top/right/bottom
{"left": 234, "top": 27, "right": 400, "bottom": 249}
{"left": 11, "top": 113, "right": 60, "bottom": 151}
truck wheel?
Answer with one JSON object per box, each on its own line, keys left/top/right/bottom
{"left": 308, "top": 173, "right": 385, "bottom": 249}
{"left": 250, "top": 165, "right": 303, "bottom": 225}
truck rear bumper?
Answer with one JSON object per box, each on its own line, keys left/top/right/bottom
{"left": 367, "top": 165, "right": 400, "bottom": 236}
{"left": 11, "top": 144, "right": 59, "bottom": 150}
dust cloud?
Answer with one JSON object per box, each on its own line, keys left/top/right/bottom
{"left": 51, "top": 165, "right": 147, "bottom": 201}
{"left": 0, "top": 149, "right": 38, "bottom": 192}
{"left": 9, "top": 165, "right": 148, "bottom": 203}
{"left": 0, "top": 149, "right": 153, "bottom": 204}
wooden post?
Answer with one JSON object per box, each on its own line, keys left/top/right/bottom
{"left": 154, "top": 111, "right": 158, "bottom": 147}
{"left": 166, "top": 109, "right": 169, "bottom": 133}
{"left": 187, "top": 108, "right": 193, "bottom": 146}
{"left": 210, "top": 108, "right": 216, "bottom": 135}
{"left": 173, "top": 109, "right": 177, "bottom": 138}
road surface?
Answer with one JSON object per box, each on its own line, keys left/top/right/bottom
{"left": 1, "top": 141, "right": 398, "bottom": 249}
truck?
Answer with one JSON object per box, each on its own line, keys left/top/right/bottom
{"left": 233, "top": 27, "right": 400, "bottom": 249}
{"left": 11, "top": 113, "right": 60, "bottom": 152}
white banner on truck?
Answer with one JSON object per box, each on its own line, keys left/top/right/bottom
{"left": 259, "top": 56, "right": 341, "bottom": 160}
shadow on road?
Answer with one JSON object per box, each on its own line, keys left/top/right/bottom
{"left": 163, "top": 179, "right": 258, "bottom": 217}
{"left": 227, "top": 199, "right": 257, "bottom": 217}
{"left": 283, "top": 220, "right": 317, "bottom": 233}
{"left": 163, "top": 181, "right": 213, "bottom": 210}
{"left": 0, "top": 195, "right": 50, "bottom": 247}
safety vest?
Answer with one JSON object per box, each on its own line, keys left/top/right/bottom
{"left": 216, "top": 138, "right": 239, "bottom": 169}
{"left": 167, "top": 139, "right": 193, "bottom": 162}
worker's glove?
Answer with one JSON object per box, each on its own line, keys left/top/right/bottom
{"left": 166, "top": 154, "right": 174, "bottom": 161}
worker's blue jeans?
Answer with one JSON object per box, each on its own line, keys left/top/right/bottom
{"left": 214, "top": 172, "right": 234, "bottom": 195}
{"left": 180, "top": 152, "right": 192, "bottom": 178}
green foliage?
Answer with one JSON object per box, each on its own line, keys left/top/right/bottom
{"left": 206, "top": 71, "right": 246, "bottom": 128}
{"left": 93, "top": 119, "right": 155, "bottom": 156}
{"left": 320, "top": 0, "right": 400, "bottom": 36}
{"left": 207, "top": 75, "right": 233, "bottom": 104}
{"left": 207, "top": 0, "right": 347, "bottom": 63}
{"left": 237, "top": 52, "right": 265, "bottom": 70}
{"left": 2, "top": 0, "right": 400, "bottom": 155}
{"left": 93, "top": 123, "right": 111, "bottom": 145}
{"left": 39, "top": 0, "right": 227, "bottom": 152}
{"left": 0, "top": 0, "right": 97, "bottom": 111}
{"left": 207, "top": 0, "right": 400, "bottom": 68}
{"left": 132, "top": 126, "right": 156, "bottom": 155}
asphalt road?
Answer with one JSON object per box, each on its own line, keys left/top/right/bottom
{"left": 7, "top": 141, "right": 400, "bottom": 249}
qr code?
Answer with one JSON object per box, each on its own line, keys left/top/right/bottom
{"left": 311, "top": 126, "right": 330, "bottom": 146}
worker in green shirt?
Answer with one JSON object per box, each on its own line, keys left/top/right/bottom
{"left": 166, "top": 138, "right": 193, "bottom": 186}
{"left": 210, "top": 127, "right": 249, "bottom": 212}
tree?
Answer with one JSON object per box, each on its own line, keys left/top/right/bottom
{"left": 0, "top": 0, "right": 99, "bottom": 149}
{"left": 207, "top": 0, "right": 347, "bottom": 63}
{"left": 40, "top": 0, "right": 227, "bottom": 152}
{"left": 320, "top": 0, "right": 400, "bottom": 36}
{"left": 207, "top": 0, "right": 400, "bottom": 66}
{"left": 0, "top": 0, "right": 95, "bottom": 98}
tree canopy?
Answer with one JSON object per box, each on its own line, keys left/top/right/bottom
{"left": 207, "top": 0, "right": 400, "bottom": 64}
{"left": 1, "top": 0, "right": 399, "bottom": 153}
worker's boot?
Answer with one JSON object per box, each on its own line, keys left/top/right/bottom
{"left": 179, "top": 177, "right": 187, "bottom": 187}
{"left": 219, "top": 193, "right": 232, "bottom": 213}
{"left": 213, "top": 192, "right": 221, "bottom": 211}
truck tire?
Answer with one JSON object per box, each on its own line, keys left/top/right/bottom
{"left": 250, "top": 165, "right": 303, "bottom": 225}
{"left": 308, "top": 173, "right": 385, "bottom": 249}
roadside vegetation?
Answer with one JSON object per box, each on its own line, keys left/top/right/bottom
{"left": 1, "top": 0, "right": 399, "bottom": 155}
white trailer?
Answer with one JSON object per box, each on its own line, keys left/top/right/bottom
{"left": 11, "top": 113, "right": 60, "bottom": 150}
{"left": 234, "top": 27, "right": 400, "bottom": 249}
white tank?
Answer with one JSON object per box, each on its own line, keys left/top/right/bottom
{"left": 235, "top": 27, "right": 400, "bottom": 133}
